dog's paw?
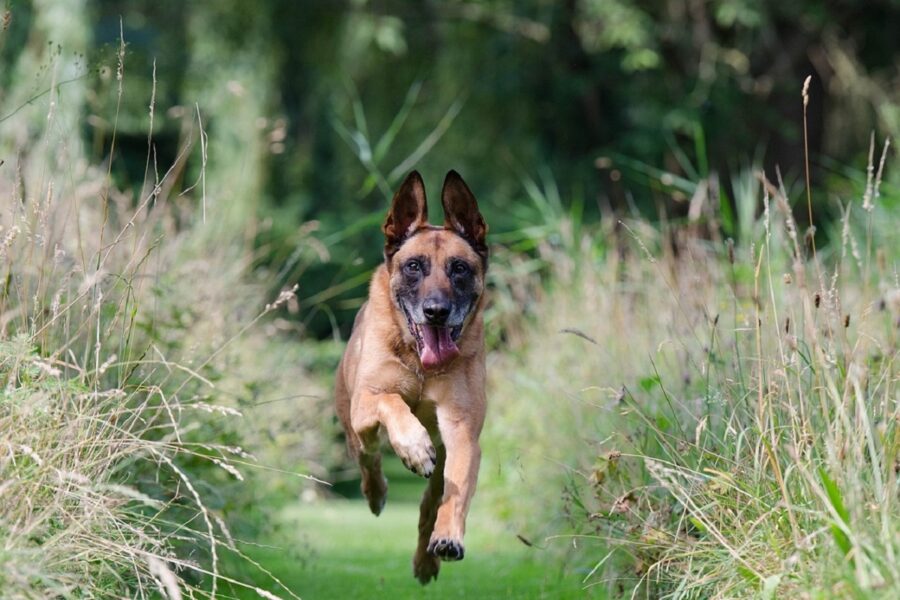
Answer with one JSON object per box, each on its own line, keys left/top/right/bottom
{"left": 392, "top": 426, "right": 436, "bottom": 478}
{"left": 413, "top": 549, "right": 441, "bottom": 584}
{"left": 427, "top": 536, "right": 465, "bottom": 561}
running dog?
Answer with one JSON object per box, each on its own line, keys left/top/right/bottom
{"left": 334, "top": 170, "right": 488, "bottom": 584}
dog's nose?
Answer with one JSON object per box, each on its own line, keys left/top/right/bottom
{"left": 422, "top": 298, "right": 451, "bottom": 324}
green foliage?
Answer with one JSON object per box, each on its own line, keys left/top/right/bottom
{"left": 6, "top": 0, "right": 895, "bottom": 336}
{"left": 576, "top": 0, "right": 661, "bottom": 71}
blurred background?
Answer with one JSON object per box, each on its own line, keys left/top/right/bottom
{"left": 2, "top": 1, "right": 898, "bottom": 598}
{"left": 5, "top": 0, "right": 899, "bottom": 337}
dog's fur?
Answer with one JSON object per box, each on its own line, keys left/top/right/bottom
{"left": 334, "top": 170, "right": 488, "bottom": 584}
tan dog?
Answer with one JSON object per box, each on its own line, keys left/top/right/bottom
{"left": 334, "top": 170, "right": 488, "bottom": 584}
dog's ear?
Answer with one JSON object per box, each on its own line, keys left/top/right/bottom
{"left": 383, "top": 171, "right": 428, "bottom": 261}
{"left": 442, "top": 170, "right": 488, "bottom": 261}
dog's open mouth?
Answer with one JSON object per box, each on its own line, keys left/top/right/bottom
{"left": 415, "top": 323, "right": 461, "bottom": 369}
{"left": 404, "top": 313, "right": 462, "bottom": 370}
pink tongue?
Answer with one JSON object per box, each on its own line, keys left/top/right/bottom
{"left": 419, "top": 325, "right": 460, "bottom": 369}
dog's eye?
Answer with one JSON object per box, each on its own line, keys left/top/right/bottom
{"left": 450, "top": 261, "right": 470, "bottom": 275}
{"left": 404, "top": 260, "right": 421, "bottom": 274}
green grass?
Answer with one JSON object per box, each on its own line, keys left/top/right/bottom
{"left": 225, "top": 458, "right": 601, "bottom": 599}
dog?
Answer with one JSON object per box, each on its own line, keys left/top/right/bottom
{"left": 334, "top": 170, "right": 488, "bottom": 584}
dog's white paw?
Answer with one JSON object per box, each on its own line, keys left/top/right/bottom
{"left": 392, "top": 426, "right": 436, "bottom": 478}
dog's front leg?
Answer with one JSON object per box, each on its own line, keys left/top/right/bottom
{"left": 352, "top": 390, "right": 437, "bottom": 478}
{"left": 427, "top": 402, "right": 484, "bottom": 561}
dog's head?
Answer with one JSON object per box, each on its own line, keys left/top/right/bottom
{"left": 383, "top": 171, "right": 488, "bottom": 371}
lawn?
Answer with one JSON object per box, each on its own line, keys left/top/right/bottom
{"left": 226, "top": 458, "right": 601, "bottom": 599}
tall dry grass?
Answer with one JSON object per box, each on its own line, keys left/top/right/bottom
{"left": 483, "top": 147, "right": 898, "bottom": 598}
{"left": 0, "top": 34, "right": 327, "bottom": 600}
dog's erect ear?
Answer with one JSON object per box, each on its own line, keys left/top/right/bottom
{"left": 441, "top": 170, "right": 488, "bottom": 261}
{"left": 383, "top": 171, "right": 428, "bottom": 261}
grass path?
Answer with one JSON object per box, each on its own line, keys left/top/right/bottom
{"left": 226, "top": 462, "right": 601, "bottom": 599}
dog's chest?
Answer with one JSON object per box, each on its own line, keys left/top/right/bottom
{"left": 399, "top": 373, "right": 448, "bottom": 411}
{"left": 410, "top": 393, "right": 439, "bottom": 435}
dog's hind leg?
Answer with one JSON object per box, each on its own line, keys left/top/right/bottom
{"left": 348, "top": 403, "right": 389, "bottom": 516}
{"left": 413, "top": 444, "right": 446, "bottom": 584}
{"left": 359, "top": 450, "right": 388, "bottom": 516}
{"left": 354, "top": 424, "right": 388, "bottom": 516}
{"left": 336, "top": 367, "right": 388, "bottom": 516}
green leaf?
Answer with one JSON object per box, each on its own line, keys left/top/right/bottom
{"left": 829, "top": 523, "right": 852, "bottom": 558}
{"left": 639, "top": 375, "right": 660, "bottom": 391}
{"left": 719, "top": 187, "right": 735, "bottom": 237}
{"left": 737, "top": 565, "right": 760, "bottom": 583}
{"left": 688, "top": 516, "right": 707, "bottom": 533}
{"left": 819, "top": 468, "right": 850, "bottom": 524}
{"left": 819, "top": 467, "right": 853, "bottom": 558}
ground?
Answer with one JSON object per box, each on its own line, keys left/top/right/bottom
{"left": 227, "top": 458, "right": 601, "bottom": 599}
